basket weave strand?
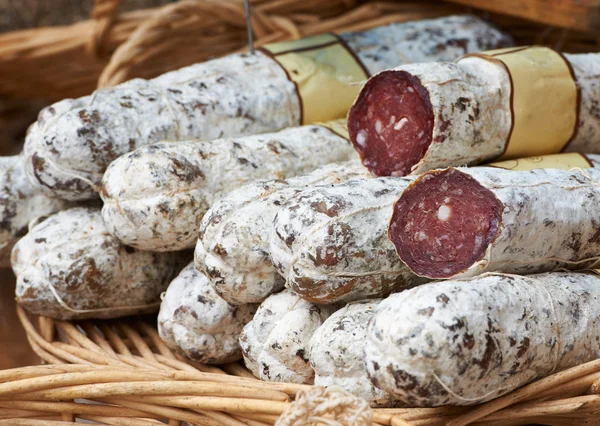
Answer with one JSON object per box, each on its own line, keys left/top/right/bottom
{"left": 6, "top": 306, "right": 600, "bottom": 425}
{"left": 87, "top": 0, "right": 123, "bottom": 58}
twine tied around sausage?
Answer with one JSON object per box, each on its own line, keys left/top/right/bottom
{"left": 285, "top": 202, "right": 402, "bottom": 283}
{"left": 42, "top": 277, "right": 160, "bottom": 318}
{"left": 429, "top": 271, "right": 565, "bottom": 404}
{"left": 446, "top": 166, "right": 600, "bottom": 273}
{"left": 276, "top": 386, "right": 372, "bottom": 426}
{"left": 475, "top": 241, "right": 600, "bottom": 271}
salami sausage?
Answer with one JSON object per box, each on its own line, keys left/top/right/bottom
{"left": 343, "top": 15, "right": 511, "bottom": 75}
{"left": 12, "top": 207, "right": 189, "bottom": 320}
{"left": 0, "top": 155, "right": 70, "bottom": 267}
{"left": 309, "top": 300, "right": 400, "bottom": 407}
{"left": 101, "top": 124, "right": 356, "bottom": 252}
{"left": 24, "top": 15, "right": 512, "bottom": 201}
{"left": 157, "top": 262, "right": 257, "bottom": 364}
{"left": 271, "top": 177, "right": 423, "bottom": 304}
{"left": 195, "top": 161, "right": 368, "bottom": 305}
{"left": 24, "top": 53, "right": 298, "bottom": 201}
{"left": 348, "top": 49, "right": 600, "bottom": 176}
{"left": 272, "top": 153, "right": 600, "bottom": 303}
{"left": 365, "top": 271, "right": 600, "bottom": 406}
{"left": 389, "top": 167, "right": 600, "bottom": 279}
{"left": 239, "top": 289, "right": 336, "bottom": 384}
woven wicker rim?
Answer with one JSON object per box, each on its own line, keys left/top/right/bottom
{"left": 86, "top": 0, "right": 122, "bottom": 58}
{"left": 1, "top": 305, "right": 598, "bottom": 425}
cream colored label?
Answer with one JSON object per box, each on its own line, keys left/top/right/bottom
{"left": 315, "top": 119, "right": 349, "bottom": 140}
{"left": 261, "top": 34, "right": 368, "bottom": 125}
{"left": 489, "top": 153, "right": 592, "bottom": 171}
{"left": 464, "top": 46, "right": 578, "bottom": 160}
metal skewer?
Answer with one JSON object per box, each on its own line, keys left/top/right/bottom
{"left": 243, "top": 0, "right": 255, "bottom": 54}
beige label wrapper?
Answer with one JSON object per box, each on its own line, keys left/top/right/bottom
{"left": 315, "top": 118, "right": 349, "bottom": 140}
{"left": 462, "top": 46, "right": 578, "bottom": 161}
{"left": 261, "top": 34, "right": 369, "bottom": 125}
{"left": 489, "top": 153, "right": 592, "bottom": 171}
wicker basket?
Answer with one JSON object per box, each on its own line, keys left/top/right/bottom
{"left": 3, "top": 306, "right": 600, "bottom": 425}
{"left": 4, "top": 1, "right": 600, "bottom": 425}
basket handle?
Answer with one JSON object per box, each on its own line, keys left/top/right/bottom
{"left": 87, "top": 0, "right": 122, "bottom": 58}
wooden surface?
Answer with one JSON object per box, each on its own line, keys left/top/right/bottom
{"left": 444, "top": 0, "right": 600, "bottom": 34}
{"left": 0, "top": 268, "right": 38, "bottom": 369}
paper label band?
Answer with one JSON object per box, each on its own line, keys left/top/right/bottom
{"left": 489, "top": 153, "right": 592, "bottom": 171}
{"left": 315, "top": 118, "right": 349, "bottom": 140}
{"left": 261, "top": 34, "right": 369, "bottom": 125}
{"left": 464, "top": 46, "right": 578, "bottom": 161}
